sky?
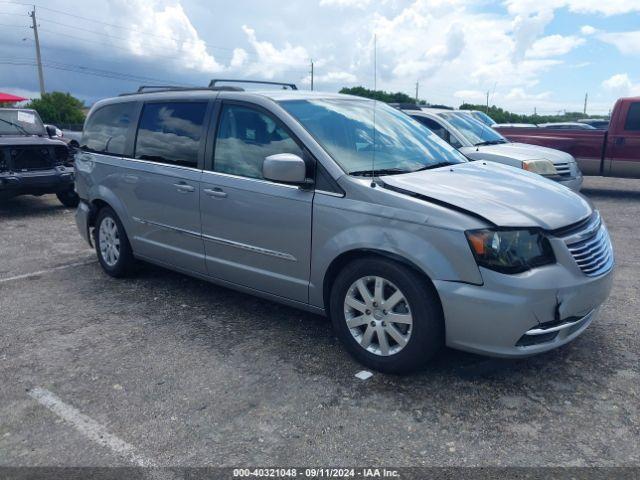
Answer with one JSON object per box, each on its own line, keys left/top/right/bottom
{"left": 0, "top": 0, "right": 639, "bottom": 114}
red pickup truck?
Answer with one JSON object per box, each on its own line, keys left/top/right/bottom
{"left": 494, "top": 96, "right": 640, "bottom": 178}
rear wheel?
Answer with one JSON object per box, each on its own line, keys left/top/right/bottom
{"left": 94, "top": 207, "right": 135, "bottom": 277}
{"left": 56, "top": 189, "right": 79, "bottom": 208}
{"left": 329, "top": 257, "right": 444, "bottom": 373}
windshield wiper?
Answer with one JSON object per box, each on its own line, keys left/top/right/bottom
{"left": 349, "top": 168, "right": 412, "bottom": 177}
{"left": 414, "top": 161, "right": 455, "bottom": 171}
{"left": 0, "top": 117, "right": 31, "bottom": 136}
{"left": 474, "top": 139, "right": 507, "bottom": 146}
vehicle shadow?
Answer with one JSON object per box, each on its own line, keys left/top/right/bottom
{"left": 128, "top": 260, "right": 607, "bottom": 389}
{"left": 581, "top": 187, "right": 640, "bottom": 200}
{"left": 0, "top": 195, "right": 67, "bottom": 219}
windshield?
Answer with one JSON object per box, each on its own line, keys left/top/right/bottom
{"left": 470, "top": 110, "right": 496, "bottom": 127}
{"left": 0, "top": 109, "right": 45, "bottom": 135}
{"left": 279, "top": 99, "right": 466, "bottom": 176}
{"left": 440, "top": 112, "right": 507, "bottom": 146}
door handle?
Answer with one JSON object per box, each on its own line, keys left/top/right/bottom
{"left": 203, "top": 187, "right": 227, "bottom": 198}
{"left": 174, "top": 183, "right": 195, "bottom": 193}
{"left": 615, "top": 137, "right": 625, "bottom": 146}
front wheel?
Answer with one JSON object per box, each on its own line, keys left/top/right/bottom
{"left": 329, "top": 257, "right": 444, "bottom": 373}
{"left": 94, "top": 207, "right": 135, "bottom": 277}
{"left": 56, "top": 189, "right": 79, "bottom": 208}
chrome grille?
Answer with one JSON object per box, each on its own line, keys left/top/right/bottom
{"left": 563, "top": 213, "right": 614, "bottom": 277}
{"left": 554, "top": 162, "right": 571, "bottom": 177}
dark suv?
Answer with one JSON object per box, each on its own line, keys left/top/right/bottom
{"left": 0, "top": 108, "right": 78, "bottom": 207}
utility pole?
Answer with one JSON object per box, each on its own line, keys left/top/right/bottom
{"left": 29, "top": 7, "right": 45, "bottom": 97}
{"left": 534, "top": 106, "right": 537, "bottom": 116}
{"left": 415, "top": 81, "right": 419, "bottom": 104}
{"left": 310, "top": 59, "right": 314, "bottom": 91}
{"left": 583, "top": 92, "right": 588, "bottom": 115}
{"left": 485, "top": 90, "right": 490, "bottom": 114}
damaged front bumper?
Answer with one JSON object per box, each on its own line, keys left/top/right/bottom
{"left": 0, "top": 166, "right": 75, "bottom": 197}
{"left": 434, "top": 260, "right": 614, "bottom": 358}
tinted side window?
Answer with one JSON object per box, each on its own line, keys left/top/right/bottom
{"left": 213, "top": 104, "right": 304, "bottom": 179}
{"left": 624, "top": 102, "right": 640, "bottom": 131}
{"left": 414, "top": 116, "right": 448, "bottom": 142}
{"left": 135, "top": 102, "right": 207, "bottom": 167}
{"left": 82, "top": 103, "right": 136, "bottom": 155}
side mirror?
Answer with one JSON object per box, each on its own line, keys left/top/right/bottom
{"left": 45, "top": 125, "right": 58, "bottom": 138}
{"left": 263, "top": 153, "right": 308, "bottom": 184}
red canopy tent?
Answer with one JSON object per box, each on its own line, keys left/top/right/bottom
{"left": 0, "top": 92, "right": 28, "bottom": 104}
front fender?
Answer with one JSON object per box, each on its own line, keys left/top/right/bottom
{"left": 309, "top": 200, "right": 482, "bottom": 308}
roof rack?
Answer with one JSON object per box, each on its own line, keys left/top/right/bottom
{"left": 209, "top": 79, "right": 298, "bottom": 90}
{"left": 119, "top": 85, "right": 244, "bottom": 96}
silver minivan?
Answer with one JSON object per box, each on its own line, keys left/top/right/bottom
{"left": 74, "top": 83, "right": 614, "bottom": 373}
{"left": 402, "top": 107, "right": 584, "bottom": 191}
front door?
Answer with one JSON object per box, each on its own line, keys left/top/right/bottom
{"left": 607, "top": 101, "right": 640, "bottom": 178}
{"left": 200, "top": 102, "right": 314, "bottom": 302}
{"left": 124, "top": 100, "right": 209, "bottom": 273}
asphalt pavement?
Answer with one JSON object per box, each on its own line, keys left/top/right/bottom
{"left": 0, "top": 176, "right": 638, "bottom": 467}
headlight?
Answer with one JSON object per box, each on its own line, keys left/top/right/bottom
{"left": 522, "top": 159, "right": 557, "bottom": 175}
{"left": 465, "top": 228, "right": 556, "bottom": 274}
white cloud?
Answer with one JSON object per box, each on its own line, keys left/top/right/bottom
{"left": 565, "top": 0, "right": 640, "bottom": 16}
{"left": 511, "top": 10, "right": 555, "bottom": 62}
{"left": 505, "top": 88, "right": 552, "bottom": 100}
{"left": 230, "top": 48, "right": 248, "bottom": 68}
{"left": 454, "top": 90, "right": 486, "bottom": 101}
{"left": 240, "top": 25, "right": 310, "bottom": 78}
{"left": 116, "top": 0, "right": 224, "bottom": 73}
{"left": 525, "top": 34, "right": 585, "bottom": 58}
{"left": 597, "top": 31, "right": 640, "bottom": 55}
{"left": 302, "top": 70, "right": 358, "bottom": 85}
{"left": 505, "top": 0, "right": 640, "bottom": 16}
{"left": 580, "top": 25, "right": 597, "bottom": 35}
{"left": 602, "top": 73, "right": 640, "bottom": 95}
{"left": 318, "top": 71, "right": 358, "bottom": 83}
{"left": 319, "top": 0, "right": 371, "bottom": 7}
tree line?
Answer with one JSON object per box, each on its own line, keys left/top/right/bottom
{"left": 340, "top": 86, "right": 608, "bottom": 123}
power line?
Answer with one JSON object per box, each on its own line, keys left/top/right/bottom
{"left": 7, "top": 3, "right": 307, "bottom": 64}
{"left": 0, "top": 58, "right": 190, "bottom": 85}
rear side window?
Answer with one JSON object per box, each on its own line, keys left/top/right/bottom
{"left": 135, "top": 102, "right": 207, "bottom": 167}
{"left": 624, "top": 102, "right": 640, "bottom": 131}
{"left": 213, "top": 104, "right": 304, "bottom": 180}
{"left": 82, "top": 103, "right": 136, "bottom": 155}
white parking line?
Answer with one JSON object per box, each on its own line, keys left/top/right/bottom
{"left": 28, "top": 387, "right": 156, "bottom": 467}
{"left": 0, "top": 259, "right": 96, "bottom": 284}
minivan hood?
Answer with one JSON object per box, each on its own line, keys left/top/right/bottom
{"left": 382, "top": 162, "right": 591, "bottom": 230}
{"left": 464, "top": 142, "right": 574, "bottom": 165}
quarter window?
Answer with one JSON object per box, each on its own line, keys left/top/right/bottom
{"left": 135, "top": 102, "right": 207, "bottom": 167}
{"left": 624, "top": 102, "right": 640, "bottom": 131}
{"left": 81, "top": 102, "right": 136, "bottom": 155}
{"left": 213, "top": 104, "right": 304, "bottom": 179}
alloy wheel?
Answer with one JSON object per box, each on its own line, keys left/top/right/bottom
{"left": 343, "top": 276, "right": 413, "bottom": 356}
{"left": 98, "top": 216, "right": 121, "bottom": 267}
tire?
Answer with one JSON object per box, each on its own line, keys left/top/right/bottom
{"left": 56, "top": 189, "right": 80, "bottom": 208}
{"left": 93, "top": 206, "right": 135, "bottom": 278}
{"left": 329, "top": 257, "right": 444, "bottom": 374}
